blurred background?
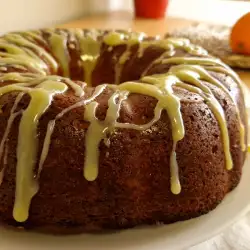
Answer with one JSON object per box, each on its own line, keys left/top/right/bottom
{"left": 1, "top": 0, "right": 250, "bottom": 33}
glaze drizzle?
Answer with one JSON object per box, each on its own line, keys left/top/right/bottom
{"left": 0, "top": 29, "right": 246, "bottom": 223}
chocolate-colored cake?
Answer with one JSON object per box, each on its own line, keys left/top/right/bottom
{"left": 0, "top": 29, "right": 247, "bottom": 234}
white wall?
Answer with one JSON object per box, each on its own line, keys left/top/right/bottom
{"left": 0, "top": 0, "right": 250, "bottom": 33}
{"left": 0, "top": 0, "right": 90, "bottom": 33}
{"left": 109, "top": 0, "right": 250, "bottom": 25}
{"left": 166, "top": 0, "right": 250, "bottom": 25}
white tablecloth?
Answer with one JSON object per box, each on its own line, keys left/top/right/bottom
{"left": 189, "top": 211, "right": 250, "bottom": 250}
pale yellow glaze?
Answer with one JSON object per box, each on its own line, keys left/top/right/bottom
{"left": 204, "top": 65, "right": 244, "bottom": 93}
{"left": 4, "top": 33, "right": 58, "bottom": 73}
{"left": 176, "top": 81, "right": 233, "bottom": 170}
{"left": 43, "top": 75, "right": 84, "bottom": 97}
{"left": 48, "top": 32, "right": 70, "bottom": 77}
{"left": 56, "top": 84, "right": 107, "bottom": 120}
{"left": 0, "top": 52, "right": 46, "bottom": 75}
{"left": 83, "top": 102, "right": 102, "bottom": 180}
{"left": 144, "top": 54, "right": 246, "bottom": 152}
{"left": 169, "top": 64, "right": 246, "bottom": 151}
{"left": 13, "top": 80, "right": 68, "bottom": 222}
{"left": 104, "top": 31, "right": 145, "bottom": 47}
{"left": 167, "top": 38, "right": 208, "bottom": 56}
{"left": 0, "top": 72, "right": 36, "bottom": 82}
{"left": 0, "top": 40, "right": 28, "bottom": 55}
{"left": 0, "top": 73, "right": 84, "bottom": 222}
{"left": 170, "top": 142, "right": 181, "bottom": 195}
{"left": 84, "top": 90, "right": 128, "bottom": 181}
{"left": 138, "top": 37, "right": 207, "bottom": 59}
{"left": 37, "top": 119, "right": 56, "bottom": 177}
{"left": 117, "top": 76, "right": 184, "bottom": 194}
{"left": 102, "top": 31, "right": 146, "bottom": 84}
{"left": 204, "top": 65, "right": 246, "bottom": 150}
{"left": 103, "top": 32, "right": 126, "bottom": 46}
{"left": 20, "top": 30, "right": 44, "bottom": 43}
{"left": 0, "top": 29, "right": 62, "bottom": 75}
{"left": 140, "top": 75, "right": 184, "bottom": 194}
{"left": 76, "top": 30, "right": 101, "bottom": 85}
{"left": 141, "top": 75, "right": 184, "bottom": 142}
{"left": 37, "top": 84, "right": 107, "bottom": 177}
{"left": 17, "top": 30, "right": 47, "bottom": 47}
{"left": 114, "top": 44, "right": 132, "bottom": 85}
{"left": 0, "top": 77, "right": 70, "bottom": 222}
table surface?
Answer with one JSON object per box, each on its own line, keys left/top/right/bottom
{"left": 60, "top": 12, "right": 250, "bottom": 250}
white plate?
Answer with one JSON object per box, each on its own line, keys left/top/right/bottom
{"left": 0, "top": 88, "right": 249, "bottom": 250}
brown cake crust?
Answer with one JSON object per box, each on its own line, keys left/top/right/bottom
{"left": 0, "top": 29, "right": 247, "bottom": 234}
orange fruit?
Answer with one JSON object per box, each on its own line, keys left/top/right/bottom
{"left": 230, "top": 12, "right": 250, "bottom": 55}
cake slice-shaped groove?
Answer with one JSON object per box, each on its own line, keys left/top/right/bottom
{"left": 0, "top": 52, "right": 46, "bottom": 75}
{"left": 0, "top": 93, "right": 24, "bottom": 177}
{"left": 38, "top": 84, "right": 108, "bottom": 179}
{"left": 12, "top": 80, "right": 68, "bottom": 222}
{"left": 83, "top": 90, "right": 129, "bottom": 181}
{"left": 0, "top": 72, "right": 37, "bottom": 82}
{"left": 0, "top": 74, "right": 84, "bottom": 222}
{"left": 3, "top": 33, "right": 58, "bottom": 73}
{"left": 169, "top": 64, "right": 245, "bottom": 151}
{"left": 174, "top": 81, "right": 232, "bottom": 170}
{"left": 146, "top": 55, "right": 245, "bottom": 150}
{"left": 114, "top": 44, "right": 132, "bottom": 85}
{"left": 133, "top": 76, "right": 184, "bottom": 195}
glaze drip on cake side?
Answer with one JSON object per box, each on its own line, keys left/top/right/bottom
{"left": 0, "top": 29, "right": 246, "bottom": 223}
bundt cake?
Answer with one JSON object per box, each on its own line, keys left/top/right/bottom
{"left": 0, "top": 28, "right": 247, "bottom": 234}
